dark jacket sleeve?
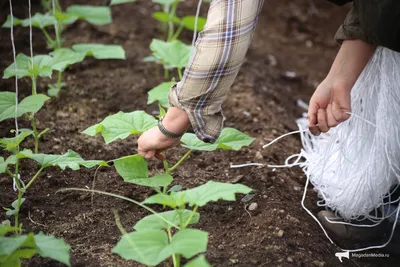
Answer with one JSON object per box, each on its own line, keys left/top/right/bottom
{"left": 334, "top": 3, "right": 367, "bottom": 45}
{"left": 326, "top": 0, "right": 352, "bottom": 6}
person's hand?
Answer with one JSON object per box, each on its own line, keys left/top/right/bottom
{"left": 138, "top": 107, "right": 190, "bottom": 160}
{"left": 138, "top": 127, "right": 181, "bottom": 160}
{"left": 308, "top": 78, "right": 351, "bottom": 135}
{"left": 308, "top": 40, "right": 376, "bottom": 135}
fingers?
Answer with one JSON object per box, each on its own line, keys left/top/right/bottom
{"left": 326, "top": 103, "right": 340, "bottom": 128}
{"left": 317, "top": 109, "right": 329, "bottom": 133}
{"left": 308, "top": 104, "right": 320, "bottom": 136}
{"left": 332, "top": 101, "right": 351, "bottom": 123}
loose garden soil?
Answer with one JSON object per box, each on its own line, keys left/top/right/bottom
{"left": 1, "top": 0, "right": 399, "bottom": 266}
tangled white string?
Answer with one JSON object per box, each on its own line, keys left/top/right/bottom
{"left": 192, "top": 0, "right": 203, "bottom": 47}
{"left": 264, "top": 46, "right": 400, "bottom": 251}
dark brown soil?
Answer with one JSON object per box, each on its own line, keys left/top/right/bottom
{"left": 0, "top": 1, "right": 398, "bottom": 266}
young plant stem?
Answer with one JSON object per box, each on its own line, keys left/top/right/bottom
{"left": 57, "top": 71, "right": 63, "bottom": 90}
{"left": 169, "top": 150, "right": 192, "bottom": 172}
{"left": 30, "top": 115, "right": 40, "bottom": 154}
{"left": 183, "top": 205, "right": 198, "bottom": 228}
{"left": 42, "top": 28, "right": 55, "bottom": 47}
{"left": 59, "top": 188, "right": 180, "bottom": 229}
{"left": 164, "top": 68, "right": 170, "bottom": 79}
{"left": 171, "top": 23, "right": 184, "bottom": 41}
{"left": 31, "top": 76, "right": 37, "bottom": 95}
{"left": 177, "top": 68, "right": 183, "bottom": 80}
{"left": 13, "top": 159, "right": 23, "bottom": 235}
{"left": 167, "top": 2, "right": 179, "bottom": 41}
{"left": 167, "top": 227, "right": 180, "bottom": 267}
{"left": 23, "top": 166, "right": 45, "bottom": 191}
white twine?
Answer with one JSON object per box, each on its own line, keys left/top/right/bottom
{"left": 192, "top": 0, "right": 203, "bottom": 47}
{"left": 28, "top": 0, "right": 34, "bottom": 69}
{"left": 52, "top": 0, "right": 59, "bottom": 47}
{"left": 261, "top": 46, "right": 400, "bottom": 252}
{"left": 9, "top": 0, "right": 19, "bottom": 134}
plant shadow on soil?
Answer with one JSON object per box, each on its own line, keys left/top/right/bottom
{"left": 0, "top": 0, "right": 399, "bottom": 266}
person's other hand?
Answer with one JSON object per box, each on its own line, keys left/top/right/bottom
{"left": 137, "top": 107, "right": 190, "bottom": 160}
{"left": 308, "top": 40, "right": 376, "bottom": 135}
{"left": 308, "top": 79, "right": 351, "bottom": 135}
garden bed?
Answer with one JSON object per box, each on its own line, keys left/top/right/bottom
{"left": 0, "top": 0, "right": 397, "bottom": 266}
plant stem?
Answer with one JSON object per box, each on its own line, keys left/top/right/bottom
{"left": 31, "top": 115, "right": 40, "bottom": 154}
{"left": 171, "top": 23, "right": 184, "bottom": 41}
{"left": 183, "top": 205, "right": 198, "bottom": 228}
{"left": 169, "top": 150, "right": 192, "bottom": 172}
{"left": 167, "top": 227, "right": 179, "bottom": 267}
{"left": 23, "top": 167, "right": 44, "bottom": 191}
{"left": 167, "top": 2, "right": 178, "bottom": 41}
{"left": 13, "top": 159, "right": 22, "bottom": 235}
{"left": 177, "top": 68, "right": 183, "bottom": 80}
{"left": 164, "top": 68, "right": 170, "bottom": 79}
{"left": 31, "top": 76, "right": 37, "bottom": 95}
{"left": 42, "top": 28, "right": 55, "bottom": 47}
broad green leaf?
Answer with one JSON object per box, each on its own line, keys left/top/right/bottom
{"left": 2, "top": 15, "right": 21, "bottom": 28}
{"left": 179, "top": 181, "right": 252, "bottom": 206}
{"left": 152, "top": 0, "right": 180, "bottom": 5}
{"left": 143, "top": 55, "right": 159, "bottom": 63}
{"left": 18, "top": 149, "right": 108, "bottom": 170}
{"left": 3, "top": 54, "right": 53, "bottom": 79}
{"left": 152, "top": 12, "right": 181, "bottom": 24}
{"left": 181, "top": 128, "right": 254, "bottom": 151}
{"left": 49, "top": 48, "right": 86, "bottom": 71}
{"left": 184, "top": 255, "right": 211, "bottom": 267}
{"left": 144, "top": 181, "right": 253, "bottom": 207}
{"left": 134, "top": 210, "right": 200, "bottom": 231}
{"left": 0, "top": 155, "right": 18, "bottom": 174}
{"left": 114, "top": 155, "right": 173, "bottom": 187}
{"left": 169, "top": 229, "right": 208, "bottom": 259}
{"left": 182, "top": 16, "right": 207, "bottom": 31}
{"left": 110, "top": 0, "right": 137, "bottom": 5}
{"left": 215, "top": 127, "right": 255, "bottom": 150}
{"left": 54, "top": 11, "right": 79, "bottom": 25}
{"left": 20, "top": 13, "right": 57, "bottom": 29}
{"left": 34, "top": 232, "right": 71, "bottom": 266}
{"left": 0, "top": 92, "right": 50, "bottom": 122}
{"left": 66, "top": 5, "right": 112, "bottom": 25}
{"left": 0, "top": 225, "right": 17, "bottom": 237}
{"left": 112, "top": 229, "right": 207, "bottom": 266}
{"left": 0, "top": 234, "right": 36, "bottom": 266}
{"left": 147, "top": 82, "right": 172, "bottom": 107}
{"left": 150, "top": 39, "right": 192, "bottom": 68}
{"left": 72, "top": 44, "right": 126, "bottom": 60}
{"left": 82, "top": 111, "right": 157, "bottom": 144}
{"left": 180, "top": 133, "right": 218, "bottom": 151}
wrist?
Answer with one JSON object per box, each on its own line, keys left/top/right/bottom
{"left": 160, "top": 107, "right": 190, "bottom": 136}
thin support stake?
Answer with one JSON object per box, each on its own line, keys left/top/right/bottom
{"left": 9, "top": 0, "right": 19, "bottom": 135}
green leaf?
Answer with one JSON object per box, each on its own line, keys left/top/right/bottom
{"left": 18, "top": 149, "right": 108, "bottom": 170}
{"left": 0, "top": 155, "right": 18, "bottom": 174}
{"left": 49, "top": 48, "right": 86, "bottom": 72}
{"left": 152, "top": 0, "right": 180, "bottom": 5}
{"left": 215, "top": 127, "right": 255, "bottom": 150}
{"left": 66, "top": 5, "right": 112, "bottom": 25}
{"left": 20, "top": 13, "right": 57, "bottom": 29}
{"left": 152, "top": 12, "right": 181, "bottom": 24}
{"left": 181, "top": 128, "right": 254, "bottom": 151}
{"left": 180, "top": 133, "right": 218, "bottom": 151}
{"left": 6, "top": 198, "right": 26, "bottom": 216}
{"left": 144, "top": 181, "right": 253, "bottom": 207}
{"left": 147, "top": 82, "right": 172, "bottom": 107}
{"left": 34, "top": 232, "right": 71, "bottom": 266}
{"left": 112, "top": 229, "right": 207, "bottom": 266}
{"left": 182, "top": 16, "right": 207, "bottom": 31}
{"left": 134, "top": 210, "right": 200, "bottom": 231}
{"left": 72, "top": 44, "right": 126, "bottom": 60}
{"left": 0, "top": 234, "right": 36, "bottom": 266}
{"left": 82, "top": 111, "right": 157, "bottom": 144}
{"left": 2, "top": 15, "right": 22, "bottom": 28}
{"left": 110, "top": 0, "right": 137, "bottom": 5}
{"left": 3, "top": 54, "right": 53, "bottom": 79}
{"left": 0, "top": 92, "right": 50, "bottom": 122}
{"left": 150, "top": 39, "right": 192, "bottom": 68}
{"left": 114, "top": 155, "right": 173, "bottom": 187}
{"left": 54, "top": 11, "right": 79, "bottom": 25}
{"left": 184, "top": 255, "right": 211, "bottom": 267}
{"left": 0, "top": 225, "right": 17, "bottom": 237}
